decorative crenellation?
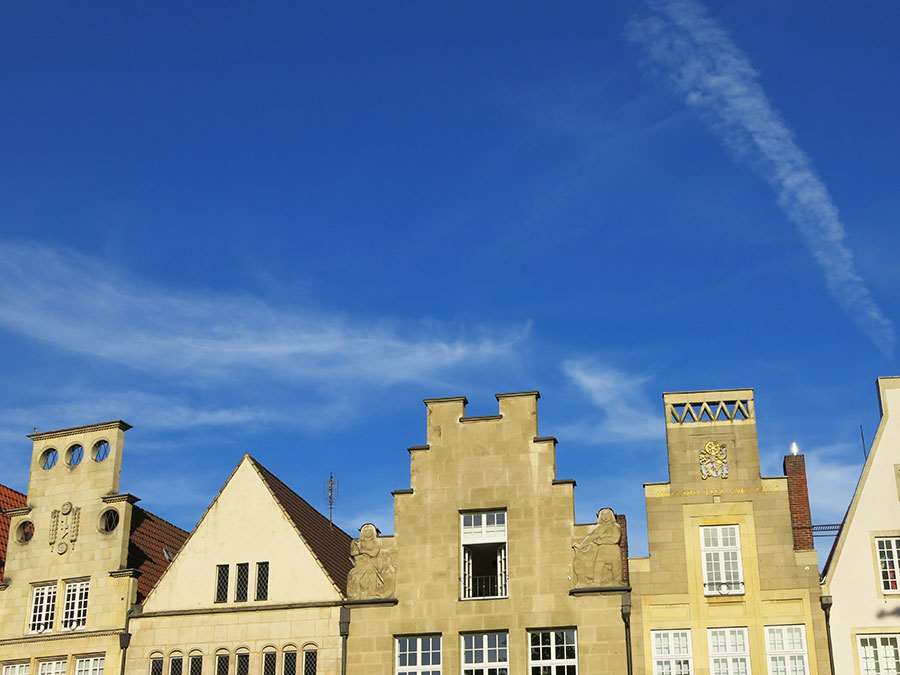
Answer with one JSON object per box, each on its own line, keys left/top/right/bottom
{"left": 667, "top": 398, "right": 753, "bottom": 424}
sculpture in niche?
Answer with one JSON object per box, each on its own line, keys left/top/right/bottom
{"left": 572, "top": 508, "right": 622, "bottom": 588}
{"left": 347, "top": 523, "right": 396, "bottom": 599}
{"left": 699, "top": 440, "right": 728, "bottom": 479}
{"left": 49, "top": 501, "right": 81, "bottom": 554}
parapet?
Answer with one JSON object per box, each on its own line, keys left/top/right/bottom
{"left": 663, "top": 389, "right": 754, "bottom": 426}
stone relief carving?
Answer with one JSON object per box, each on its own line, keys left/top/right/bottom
{"left": 347, "top": 523, "right": 396, "bottom": 599}
{"left": 49, "top": 501, "right": 81, "bottom": 554}
{"left": 699, "top": 440, "right": 728, "bottom": 480}
{"left": 572, "top": 507, "right": 622, "bottom": 588}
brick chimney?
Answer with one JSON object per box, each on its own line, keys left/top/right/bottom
{"left": 783, "top": 453, "right": 814, "bottom": 551}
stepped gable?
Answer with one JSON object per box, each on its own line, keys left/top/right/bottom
{"left": 250, "top": 456, "right": 353, "bottom": 594}
{"left": 0, "top": 484, "right": 27, "bottom": 579}
{"left": 127, "top": 505, "right": 190, "bottom": 603}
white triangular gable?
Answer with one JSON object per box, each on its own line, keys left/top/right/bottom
{"left": 142, "top": 456, "right": 341, "bottom": 612}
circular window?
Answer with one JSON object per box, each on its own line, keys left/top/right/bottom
{"left": 16, "top": 520, "right": 34, "bottom": 544}
{"left": 40, "top": 448, "right": 58, "bottom": 470}
{"left": 100, "top": 509, "right": 120, "bottom": 533}
{"left": 92, "top": 440, "right": 110, "bottom": 462}
{"left": 66, "top": 444, "right": 84, "bottom": 467}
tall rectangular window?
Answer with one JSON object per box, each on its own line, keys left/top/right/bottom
{"left": 75, "top": 659, "right": 104, "bottom": 675}
{"left": 256, "top": 562, "right": 270, "bottom": 601}
{"left": 462, "top": 632, "right": 508, "bottom": 675}
{"left": 235, "top": 563, "right": 249, "bottom": 602}
{"left": 765, "top": 625, "right": 808, "bottom": 675}
{"left": 396, "top": 635, "right": 441, "bottom": 675}
{"left": 859, "top": 635, "right": 900, "bottom": 675}
{"left": 262, "top": 652, "right": 277, "bottom": 675}
{"left": 150, "top": 658, "right": 164, "bottom": 675}
{"left": 169, "top": 657, "right": 183, "bottom": 675}
{"left": 38, "top": 663, "right": 66, "bottom": 675}
{"left": 2, "top": 664, "right": 30, "bottom": 675}
{"left": 189, "top": 657, "right": 202, "bottom": 675}
{"left": 877, "top": 538, "right": 900, "bottom": 593}
{"left": 235, "top": 654, "right": 249, "bottom": 675}
{"left": 30, "top": 584, "right": 57, "bottom": 633}
{"left": 652, "top": 630, "right": 692, "bottom": 675}
{"left": 461, "top": 511, "right": 507, "bottom": 599}
{"left": 215, "top": 565, "right": 229, "bottom": 603}
{"left": 62, "top": 580, "right": 90, "bottom": 630}
{"left": 283, "top": 652, "right": 297, "bottom": 675}
{"left": 708, "top": 628, "right": 750, "bottom": 675}
{"left": 529, "top": 629, "right": 577, "bottom": 674}
{"left": 700, "top": 525, "right": 744, "bottom": 596}
{"left": 215, "top": 655, "right": 229, "bottom": 675}
{"left": 302, "top": 651, "right": 317, "bottom": 675}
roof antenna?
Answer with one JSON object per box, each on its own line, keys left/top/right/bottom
{"left": 324, "top": 473, "right": 339, "bottom": 528}
{"left": 860, "top": 425, "right": 868, "bottom": 460}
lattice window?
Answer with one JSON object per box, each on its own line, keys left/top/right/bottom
{"left": 235, "top": 563, "right": 249, "bottom": 602}
{"left": 215, "top": 655, "right": 229, "bottom": 675}
{"left": 62, "top": 579, "right": 90, "bottom": 630}
{"left": 256, "top": 562, "right": 270, "bottom": 601}
{"left": 263, "top": 652, "right": 277, "bottom": 675}
{"left": 461, "top": 511, "right": 507, "bottom": 599}
{"left": 189, "top": 656, "right": 202, "bottom": 675}
{"left": 397, "top": 636, "right": 441, "bottom": 675}
{"left": 652, "top": 630, "right": 692, "bottom": 675}
{"left": 303, "top": 651, "right": 317, "bottom": 675}
{"left": 235, "top": 654, "right": 248, "bottom": 675}
{"left": 169, "top": 657, "right": 183, "bottom": 675}
{"left": 2, "top": 664, "right": 30, "bottom": 675}
{"left": 859, "top": 635, "right": 900, "bottom": 675}
{"left": 529, "top": 629, "right": 577, "bottom": 675}
{"left": 74, "top": 659, "right": 104, "bottom": 675}
{"left": 38, "top": 662, "right": 66, "bottom": 675}
{"left": 30, "top": 584, "right": 57, "bottom": 633}
{"left": 700, "top": 526, "right": 744, "bottom": 596}
{"left": 215, "top": 565, "right": 229, "bottom": 603}
{"left": 877, "top": 538, "right": 900, "bottom": 593}
{"left": 708, "top": 628, "right": 750, "bottom": 675}
{"left": 283, "top": 651, "right": 297, "bottom": 675}
{"left": 150, "top": 658, "right": 164, "bottom": 675}
{"left": 766, "top": 625, "right": 808, "bottom": 675}
{"left": 462, "top": 632, "right": 508, "bottom": 675}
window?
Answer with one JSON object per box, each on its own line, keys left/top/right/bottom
{"left": 235, "top": 563, "right": 249, "bottom": 602}
{"left": 150, "top": 658, "right": 164, "bottom": 675}
{"left": 62, "top": 579, "right": 89, "bottom": 630}
{"left": 461, "top": 511, "right": 507, "bottom": 599}
{"left": 189, "top": 656, "right": 202, "bottom": 675}
{"left": 263, "top": 652, "right": 277, "bottom": 675}
{"left": 235, "top": 654, "right": 249, "bottom": 675}
{"left": 701, "top": 526, "right": 744, "bottom": 595}
{"left": 283, "top": 650, "right": 297, "bottom": 675}
{"left": 529, "top": 629, "right": 577, "bottom": 675}
{"left": 216, "top": 654, "right": 229, "bottom": 675}
{"left": 765, "top": 625, "right": 808, "bottom": 675}
{"left": 877, "top": 538, "right": 900, "bottom": 593}
{"left": 652, "top": 630, "right": 692, "bottom": 675}
{"left": 708, "top": 628, "right": 750, "bottom": 675}
{"left": 462, "top": 632, "right": 508, "bottom": 675}
{"left": 397, "top": 636, "right": 441, "bottom": 675}
{"left": 38, "top": 663, "right": 66, "bottom": 675}
{"left": 859, "top": 635, "right": 900, "bottom": 675}
{"left": 75, "top": 657, "right": 104, "bottom": 675}
{"left": 256, "top": 562, "right": 270, "bottom": 601}
{"left": 2, "top": 665, "right": 29, "bottom": 675}
{"left": 30, "top": 583, "right": 57, "bottom": 633}
{"left": 215, "top": 565, "right": 229, "bottom": 603}
{"left": 303, "top": 651, "right": 317, "bottom": 675}
{"left": 169, "top": 656, "right": 183, "bottom": 675}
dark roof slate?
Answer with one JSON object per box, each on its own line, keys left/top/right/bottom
{"left": 0, "top": 484, "right": 27, "bottom": 579}
{"left": 127, "top": 505, "right": 190, "bottom": 604}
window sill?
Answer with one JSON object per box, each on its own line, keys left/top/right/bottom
{"left": 459, "top": 595, "right": 508, "bottom": 602}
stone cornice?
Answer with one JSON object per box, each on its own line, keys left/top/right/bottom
{"left": 109, "top": 568, "right": 142, "bottom": 579}
{"left": 138, "top": 599, "right": 347, "bottom": 619}
{"left": 4, "top": 506, "right": 31, "bottom": 517}
{"left": 102, "top": 493, "right": 140, "bottom": 505}
{"left": 28, "top": 420, "right": 132, "bottom": 441}
{"left": 569, "top": 585, "right": 632, "bottom": 596}
{"left": 0, "top": 628, "right": 125, "bottom": 645}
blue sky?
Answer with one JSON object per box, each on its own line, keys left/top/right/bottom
{"left": 1, "top": 1, "right": 898, "bottom": 561}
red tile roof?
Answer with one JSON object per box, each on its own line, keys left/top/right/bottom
{"left": 0, "top": 484, "right": 27, "bottom": 579}
{"left": 127, "top": 506, "right": 190, "bottom": 603}
{"left": 250, "top": 457, "right": 353, "bottom": 594}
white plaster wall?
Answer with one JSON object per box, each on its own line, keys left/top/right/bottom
{"left": 142, "top": 458, "right": 340, "bottom": 612}
{"left": 827, "top": 379, "right": 900, "bottom": 673}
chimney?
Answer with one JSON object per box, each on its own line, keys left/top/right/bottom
{"left": 783, "top": 452, "right": 814, "bottom": 551}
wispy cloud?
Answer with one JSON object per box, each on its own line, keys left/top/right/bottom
{"left": 0, "top": 241, "right": 527, "bottom": 385}
{"left": 559, "top": 360, "right": 663, "bottom": 443}
{"left": 628, "top": 0, "right": 895, "bottom": 356}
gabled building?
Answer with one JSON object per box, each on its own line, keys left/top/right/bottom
{"left": 629, "top": 389, "right": 830, "bottom": 675}
{"left": 125, "top": 454, "right": 352, "bottom": 675}
{"left": 0, "top": 421, "right": 187, "bottom": 675}
{"left": 821, "top": 376, "right": 900, "bottom": 675}
{"left": 345, "top": 391, "right": 631, "bottom": 675}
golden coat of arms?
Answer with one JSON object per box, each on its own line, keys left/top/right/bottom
{"left": 699, "top": 441, "right": 728, "bottom": 479}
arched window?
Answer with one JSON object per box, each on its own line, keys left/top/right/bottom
{"left": 234, "top": 648, "right": 250, "bottom": 675}
{"left": 188, "top": 650, "right": 203, "bottom": 675}
{"left": 261, "top": 648, "right": 277, "bottom": 675}
{"left": 214, "top": 650, "right": 230, "bottom": 675}
{"left": 282, "top": 646, "right": 297, "bottom": 675}
{"left": 149, "top": 653, "right": 164, "bottom": 675}
{"left": 301, "top": 645, "right": 318, "bottom": 675}
{"left": 168, "top": 651, "right": 184, "bottom": 675}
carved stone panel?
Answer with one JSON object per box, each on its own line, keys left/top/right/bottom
{"left": 49, "top": 501, "right": 81, "bottom": 554}
{"left": 572, "top": 508, "right": 622, "bottom": 588}
{"left": 347, "top": 523, "right": 396, "bottom": 600}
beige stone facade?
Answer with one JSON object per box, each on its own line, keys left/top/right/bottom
{"left": 344, "top": 392, "right": 631, "bottom": 675}
{"left": 630, "top": 389, "right": 830, "bottom": 675}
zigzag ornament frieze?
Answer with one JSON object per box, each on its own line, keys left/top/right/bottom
{"left": 667, "top": 399, "right": 752, "bottom": 424}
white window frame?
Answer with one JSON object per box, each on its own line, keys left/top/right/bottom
{"left": 460, "top": 511, "right": 507, "bottom": 599}
{"left": 858, "top": 634, "right": 900, "bottom": 675}
{"left": 700, "top": 526, "right": 744, "bottom": 596}
{"left": 61, "top": 579, "right": 90, "bottom": 630}
{"left": 651, "top": 629, "right": 693, "bottom": 675}
{"left": 461, "top": 632, "right": 508, "bottom": 675}
{"left": 396, "top": 635, "right": 442, "bottom": 675}
{"left": 75, "top": 657, "right": 104, "bottom": 675}
{"left": 38, "top": 663, "right": 66, "bottom": 675}
{"left": 877, "top": 538, "right": 900, "bottom": 594}
{"left": 30, "top": 583, "right": 57, "bottom": 633}
{"left": 708, "top": 627, "right": 751, "bottom": 675}
{"left": 2, "top": 664, "right": 30, "bottom": 675}
{"left": 765, "top": 625, "right": 808, "bottom": 675}
{"left": 528, "top": 629, "right": 578, "bottom": 673}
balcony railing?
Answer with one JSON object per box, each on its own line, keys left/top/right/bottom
{"left": 704, "top": 580, "right": 744, "bottom": 596}
{"left": 465, "top": 574, "right": 506, "bottom": 599}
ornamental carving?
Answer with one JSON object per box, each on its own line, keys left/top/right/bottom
{"left": 49, "top": 501, "right": 81, "bottom": 554}
{"left": 572, "top": 508, "right": 622, "bottom": 588}
{"left": 699, "top": 441, "right": 728, "bottom": 480}
{"left": 347, "top": 523, "right": 396, "bottom": 600}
